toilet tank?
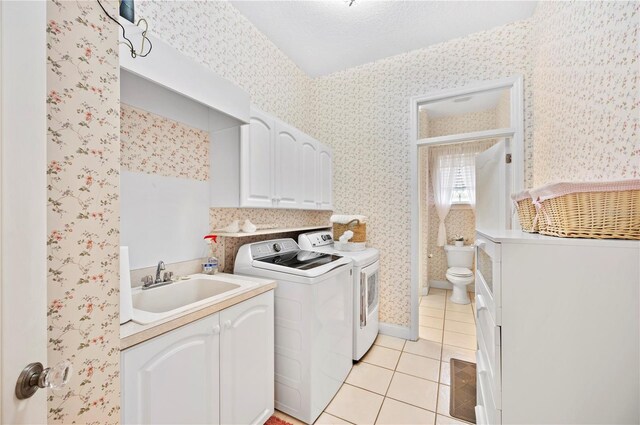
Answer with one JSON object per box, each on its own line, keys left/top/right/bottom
{"left": 444, "top": 245, "right": 475, "bottom": 268}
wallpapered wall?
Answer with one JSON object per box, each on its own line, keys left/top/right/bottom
{"left": 209, "top": 208, "right": 333, "bottom": 271}
{"left": 45, "top": 1, "right": 639, "bottom": 421}
{"left": 135, "top": 0, "right": 314, "bottom": 134}
{"left": 311, "top": 21, "right": 534, "bottom": 326}
{"left": 47, "top": 0, "right": 120, "bottom": 422}
{"left": 531, "top": 1, "right": 639, "bottom": 185}
{"left": 120, "top": 104, "right": 210, "bottom": 181}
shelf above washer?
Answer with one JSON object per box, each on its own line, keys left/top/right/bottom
{"left": 211, "top": 225, "right": 330, "bottom": 238}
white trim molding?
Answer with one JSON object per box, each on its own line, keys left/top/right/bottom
{"left": 408, "top": 76, "right": 525, "bottom": 344}
{"left": 378, "top": 322, "right": 414, "bottom": 341}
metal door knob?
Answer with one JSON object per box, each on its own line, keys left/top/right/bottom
{"left": 15, "top": 360, "right": 72, "bottom": 399}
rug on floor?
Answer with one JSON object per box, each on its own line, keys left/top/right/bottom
{"left": 451, "top": 358, "right": 477, "bottom": 424}
{"left": 265, "top": 415, "right": 294, "bottom": 425}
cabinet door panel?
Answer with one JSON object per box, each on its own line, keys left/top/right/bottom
{"left": 300, "top": 137, "right": 319, "bottom": 209}
{"left": 241, "top": 110, "right": 274, "bottom": 207}
{"left": 274, "top": 122, "right": 300, "bottom": 208}
{"left": 220, "top": 291, "right": 274, "bottom": 425}
{"left": 317, "top": 144, "right": 333, "bottom": 210}
{"left": 122, "top": 315, "right": 220, "bottom": 425}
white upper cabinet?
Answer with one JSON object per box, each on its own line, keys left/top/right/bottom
{"left": 240, "top": 110, "right": 275, "bottom": 208}
{"left": 300, "top": 136, "right": 319, "bottom": 209}
{"left": 317, "top": 144, "right": 333, "bottom": 210}
{"left": 274, "top": 122, "right": 301, "bottom": 208}
{"left": 238, "top": 107, "right": 333, "bottom": 210}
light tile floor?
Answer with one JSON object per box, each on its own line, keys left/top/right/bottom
{"left": 273, "top": 288, "right": 477, "bottom": 425}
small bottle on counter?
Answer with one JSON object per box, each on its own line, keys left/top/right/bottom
{"left": 202, "top": 256, "right": 219, "bottom": 275}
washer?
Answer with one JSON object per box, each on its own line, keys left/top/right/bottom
{"left": 234, "top": 238, "right": 353, "bottom": 425}
{"left": 298, "top": 231, "right": 380, "bottom": 361}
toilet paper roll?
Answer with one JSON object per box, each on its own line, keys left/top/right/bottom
{"left": 120, "top": 246, "right": 134, "bottom": 324}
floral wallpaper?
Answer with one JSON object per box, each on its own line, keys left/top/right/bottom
{"left": 47, "top": 0, "right": 120, "bottom": 423}
{"left": 531, "top": 1, "right": 640, "bottom": 185}
{"left": 210, "top": 207, "right": 331, "bottom": 230}
{"left": 120, "top": 104, "right": 210, "bottom": 181}
{"left": 311, "top": 20, "right": 534, "bottom": 326}
{"left": 135, "top": 0, "right": 314, "bottom": 134}
{"left": 209, "top": 208, "right": 332, "bottom": 271}
{"left": 426, "top": 109, "right": 499, "bottom": 138}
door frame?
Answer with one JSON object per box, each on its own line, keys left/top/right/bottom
{"left": 0, "top": 1, "right": 48, "bottom": 422}
{"left": 408, "top": 76, "right": 524, "bottom": 341}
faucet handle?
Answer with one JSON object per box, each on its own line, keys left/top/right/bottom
{"left": 163, "top": 271, "right": 174, "bottom": 282}
{"left": 141, "top": 275, "right": 154, "bottom": 286}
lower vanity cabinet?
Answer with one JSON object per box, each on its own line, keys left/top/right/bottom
{"left": 220, "top": 291, "right": 274, "bottom": 425}
{"left": 121, "top": 291, "right": 274, "bottom": 425}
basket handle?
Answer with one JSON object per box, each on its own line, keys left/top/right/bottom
{"left": 345, "top": 219, "right": 360, "bottom": 229}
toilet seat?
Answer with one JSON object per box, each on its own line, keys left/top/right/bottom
{"left": 446, "top": 267, "right": 473, "bottom": 278}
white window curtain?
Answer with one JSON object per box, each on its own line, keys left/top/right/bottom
{"left": 430, "top": 140, "right": 496, "bottom": 246}
{"left": 430, "top": 148, "right": 457, "bottom": 246}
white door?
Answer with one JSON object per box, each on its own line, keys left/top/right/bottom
{"left": 220, "top": 292, "right": 274, "bottom": 425}
{"left": 241, "top": 108, "right": 274, "bottom": 208}
{"left": 317, "top": 144, "right": 333, "bottom": 210}
{"left": 121, "top": 314, "right": 221, "bottom": 425}
{"left": 1, "top": 2, "right": 49, "bottom": 423}
{"left": 475, "top": 139, "right": 510, "bottom": 232}
{"left": 274, "top": 121, "right": 300, "bottom": 209}
{"left": 300, "top": 136, "right": 319, "bottom": 209}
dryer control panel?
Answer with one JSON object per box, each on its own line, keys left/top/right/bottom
{"left": 299, "top": 231, "right": 333, "bottom": 248}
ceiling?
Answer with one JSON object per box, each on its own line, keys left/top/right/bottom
{"left": 420, "top": 88, "right": 508, "bottom": 118}
{"left": 229, "top": 0, "right": 538, "bottom": 77}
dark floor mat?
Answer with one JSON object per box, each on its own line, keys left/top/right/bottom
{"left": 450, "top": 358, "right": 477, "bottom": 424}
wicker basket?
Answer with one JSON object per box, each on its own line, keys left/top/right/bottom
{"left": 512, "top": 190, "right": 538, "bottom": 233}
{"left": 333, "top": 219, "right": 366, "bottom": 243}
{"left": 530, "top": 180, "right": 640, "bottom": 240}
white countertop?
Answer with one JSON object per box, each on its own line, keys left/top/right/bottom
{"left": 477, "top": 228, "right": 640, "bottom": 248}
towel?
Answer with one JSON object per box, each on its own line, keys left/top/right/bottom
{"left": 330, "top": 214, "right": 367, "bottom": 224}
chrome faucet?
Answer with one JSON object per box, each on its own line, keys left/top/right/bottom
{"left": 155, "top": 261, "right": 165, "bottom": 283}
{"left": 141, "top": 261, "right": 174, "bottom": 290}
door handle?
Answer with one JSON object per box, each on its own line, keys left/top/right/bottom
{"left": 15, "top": 360, "right": 72, "bottom": 400}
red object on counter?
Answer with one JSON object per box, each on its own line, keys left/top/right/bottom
{"left": 204, "top": 234, "right": 218, "bottom": 243}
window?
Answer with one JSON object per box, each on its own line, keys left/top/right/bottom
{"left": 451, "top": 164, "right": 471, "bottom": 204}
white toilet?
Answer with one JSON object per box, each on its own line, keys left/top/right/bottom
{"left": 444, "top": 244, "right": 475, "bottom": 304}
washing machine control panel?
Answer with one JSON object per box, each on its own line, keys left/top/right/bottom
{"left": 250, "top": 239, "right": 299, "bottom": 259}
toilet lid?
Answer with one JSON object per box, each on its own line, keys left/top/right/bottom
{"left": 447, "top": 267, "right": 473, "bottom": 277}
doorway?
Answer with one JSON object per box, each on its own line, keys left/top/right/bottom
{"left": 409, "top": 77, "right": 524, "bottom": 341}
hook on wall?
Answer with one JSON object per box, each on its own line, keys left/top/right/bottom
{"left": 97, "top": 0, "right": 153, "bottom": 58}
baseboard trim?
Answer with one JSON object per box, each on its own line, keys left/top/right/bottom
{"left": 378, "top": 322, "right": 412, "bottom": 340}
{"left": 429, "top": 280, "right": 452, "bottom": 290}
{"left": 428, "top": 279, "right": 476, "bottom": 293}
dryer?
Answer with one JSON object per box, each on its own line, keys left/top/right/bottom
{"left": 234, "top": 238, "right": 353, "bottom": 425}
{"left": 298, "top": 231, "right": 380, "bottom": 361}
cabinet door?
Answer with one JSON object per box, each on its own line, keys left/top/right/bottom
{"left": 241, "top": 109, "right": 275, "bottom": 207}
{"left": 274, "top": 121, "right": 301, "bottom": 208}
{"left": 300, "top": 136, "right": 319, "bottom": 209}
{"left": 317, "top": 144, "right": 333, "bottom": 210}
{"left": 122, "top": 314, "right": 221, "bottom": 425}
{"left": 220, "top": 291, "right": 274, "bottom": 425}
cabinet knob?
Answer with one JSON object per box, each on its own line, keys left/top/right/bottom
{"left": 223, "top": 320, "right": 232, "bottom": 329}
{"left": 212, "top": 324, "right": 221, "bottom": 335}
